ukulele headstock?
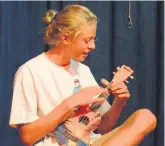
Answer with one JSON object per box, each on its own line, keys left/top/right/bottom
{"left": 112, "top": 65, "right": 134, "bottom": 83}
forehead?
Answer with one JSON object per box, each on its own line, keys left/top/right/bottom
{"left": 78, "top": 23, "right": 97, "bottom": 38}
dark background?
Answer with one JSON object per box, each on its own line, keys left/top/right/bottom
{"left": 0, "top": 1, "right": 163, "bottom": 146}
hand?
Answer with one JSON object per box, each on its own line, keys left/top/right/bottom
{"left": 101, "top": 78, "right": 130, "bottom": 102}
{"left": 65, "top": 86, "right": 105, "bottom": 110}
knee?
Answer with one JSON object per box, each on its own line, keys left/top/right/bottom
{"left": 135, "top": 109, "right": 157, "bottom": 133}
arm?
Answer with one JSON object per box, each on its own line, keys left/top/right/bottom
{"left": 18, "top": 99, "right": 71, "bottom": 146}
{"left": 10, "top": 66, "right": 71, "bottom": 146}
{"left": 97, "top": 98, "right": 126, "bottom": 134}
{"left": 10, "top": 66, "right": 104, "bottom": 146}
{"left": 97, "top": 79, "right": 130, "bottom": 134}
{"left": 18, "top": 86, "right": 104, "bottom": 146}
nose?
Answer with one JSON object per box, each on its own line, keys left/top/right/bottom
{"left": 88, "top": 40, "right": 95, "bottom": 51}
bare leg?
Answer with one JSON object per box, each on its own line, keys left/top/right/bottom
{"left": 91, "top": 109, "right": 157, "bottom": 146}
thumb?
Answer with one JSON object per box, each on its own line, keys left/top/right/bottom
{"left": 101, "top": 78, "right": 110, "bottom": 87}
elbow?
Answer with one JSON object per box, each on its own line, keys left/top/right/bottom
{"left": 20, "top": 134, "right": 34, "bottom": 146}
{"left": 18, "top": 126, "right": 35, "bottom": 146}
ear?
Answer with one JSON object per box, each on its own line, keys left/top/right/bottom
{"left": 61, "top": 33, "right": 72, "bottom": 45}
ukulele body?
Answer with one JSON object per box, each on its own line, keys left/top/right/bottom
{"left": 55, "top": 105, "right": 106, "bottom": 146}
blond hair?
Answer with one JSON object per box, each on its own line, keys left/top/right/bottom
{"left": 43, "top": 4, "right": 97, "bottom": 46}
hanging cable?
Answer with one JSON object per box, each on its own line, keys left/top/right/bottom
{"left": 128, "top": 1, "right": 132, "bottom": 28}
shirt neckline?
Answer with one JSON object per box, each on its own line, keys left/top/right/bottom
{"left": 41, "top": 52, "right": 79, "bottom": 78}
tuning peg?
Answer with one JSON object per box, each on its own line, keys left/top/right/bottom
{"left": 130, "top": 76, "right": 134, "bottom": 79}
{"left": 125, "top": 80, "right": 129, "bottom": 83}
{"left": 117, "top": 67, "right": 120, "bottom": 70}
{"left": 113, "top": 72, "right": 116, "bottom": 75}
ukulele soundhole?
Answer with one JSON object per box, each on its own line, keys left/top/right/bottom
{"left": 90, "top": 103, "right": 102, "bottom": 112}
{"left": 79, "top": 116, "right": 89, "bottom": 125}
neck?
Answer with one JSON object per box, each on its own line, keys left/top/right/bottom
{"left": 45, "top": 46, "right": 71, "bottom": 67}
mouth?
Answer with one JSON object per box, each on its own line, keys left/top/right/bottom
{"left": 82, "top": 52, "right": 89, "bottom": 57}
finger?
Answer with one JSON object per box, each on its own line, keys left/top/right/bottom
{"left": 101, "top": 78, "right": 110, "bottom": 87}
{"left": 115, "top": 93, "right": 130, "bottom": 98}
{"left": 111, "top": 88, "right": 129, "bottom": 95}
{"left": 111, "top": 83, "right": 127, "bottom": 91}
{"left": 101, "top": 79, "right": 113, "bottom": 93}
{"left": 109, "top": 82, "right": 121, "bottom": 90}
{"left": 110, "top": 82, "right": 125, "bottom": 87}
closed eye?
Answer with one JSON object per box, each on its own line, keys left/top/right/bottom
{"left": 84, "top": 37, "right": 98, "bottom": 44}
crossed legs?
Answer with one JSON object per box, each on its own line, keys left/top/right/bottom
{"left": 91, "top": 109, "right": 157, "bottom": 146}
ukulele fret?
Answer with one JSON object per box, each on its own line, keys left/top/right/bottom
{"left": 64, "top": 131, "right": 78, "bottom": 142}
{"left": 90, "top": 92, "right": 109, "bottom": 112}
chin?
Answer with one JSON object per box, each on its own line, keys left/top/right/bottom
{"left": 76, "top": 58, "right": 85, "bottom": 62}
{"left": 73, "top": 56, "right": 86, "bottom": 62}
{"left": 75, "top": 58, "right": 85, "bottom": 62}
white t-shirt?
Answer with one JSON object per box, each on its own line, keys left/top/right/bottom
{"left": 9, "top": 52, "right": 111, "bottom": 146}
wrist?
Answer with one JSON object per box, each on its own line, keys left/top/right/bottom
{"left": 113, "top": 98, "right": 127, "bottom": 108}
{"left": 63, "top": 96, "right": 76, "bottom": 110}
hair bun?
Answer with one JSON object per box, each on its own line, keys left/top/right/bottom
{"left": 43, "top": 9, "right": 57, "bottom": 25}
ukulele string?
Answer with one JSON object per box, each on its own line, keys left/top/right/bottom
{"left": 80, "top": 89, "right": 111, "bottom": 137}
{"left": 79, "top": 92, "right": 109, "bottom": 124}
{"left": 80, "top": 81, "right": 113, "bottom": 125}
{"left": 90, "top": 81, "right": 113, "bottom": 111}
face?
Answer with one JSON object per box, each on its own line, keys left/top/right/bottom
{"left": 68, "top": 23, "right": 97, "bottom": 62}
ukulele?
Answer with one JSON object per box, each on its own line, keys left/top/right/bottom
{"left": 53, "top": 65, "right": 134, "bottom": 146}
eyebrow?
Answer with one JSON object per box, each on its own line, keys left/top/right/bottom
{"left": 84, "top": 36, "right": 95, "bottom": 40}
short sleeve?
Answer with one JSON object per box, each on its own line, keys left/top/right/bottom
{"left": 85, "top": 66, "right": 99, "bottom": 86}
{"left": 9, "top": 65, "right": 39, "bottom": 128}
{"left": 86, "top": 66, "right": 111, "bottom": 113}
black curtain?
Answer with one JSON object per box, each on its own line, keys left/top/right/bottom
{"left": 0, "top": 1, "right": 163, "bottom": 146}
